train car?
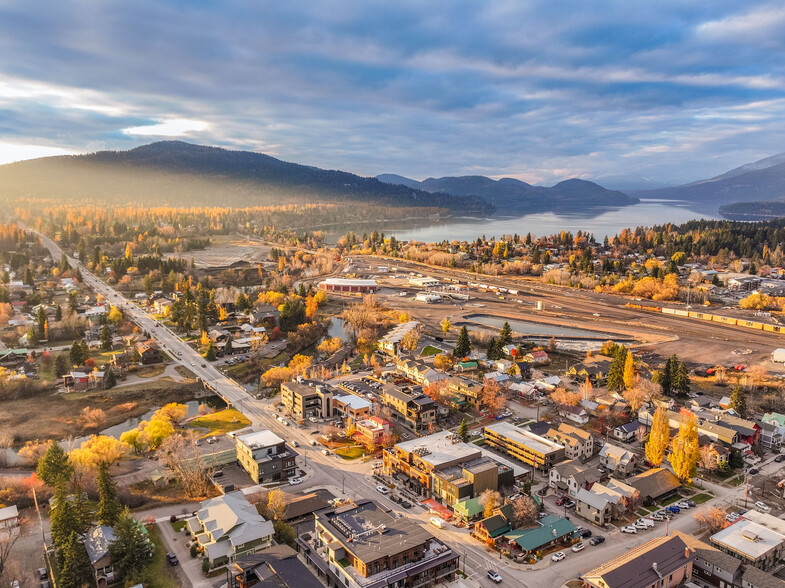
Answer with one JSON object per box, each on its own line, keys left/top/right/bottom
{"left": 710, "top": 315, "right": 738, "bottom": 326}
{"left": 738, "top": 320, "right": 765, "bottom": 330}
{"left": 763, "top": 324, "right": 784, "bottom": 333}
{"left": 661, "top": 307, "right": 676, "bottom": 314}
{"left": 508, "top": 289, "right": 519, "bottom": 295}
{"left": 672, "top": 309, "right": 689, "bottom": 316}
{"left": 498, "top": 288, "right": 508, "bottom": 293}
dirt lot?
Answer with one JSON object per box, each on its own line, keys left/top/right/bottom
{"left": 170, "top": 234, "right": 271, "bottom": 269}
{"left": 0, "top": 380, "right": 203, "bottom": 445}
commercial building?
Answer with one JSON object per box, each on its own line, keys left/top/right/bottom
{"left": 354, "top": 417, "right": 392, "bottom": 448}
{"left": 383, "top": 431, "right": 514, "bottom": 504}
{"left": 187, "top": 492, "right": 275, "bottom": 570}
{"left": 235, "top": 430, "right": 298, "bottom": 484}
{"left": 582, "top": 535, "right": 695, "bottom": 588}
{"left": 378, "top": 321, "right": 421, "bottom": 356}
{"left": 379, "top": 386, "right": 436, "bottom": 432}
{"left": 333, "top": 394, "right": 372, "bottom": 423}
{"left": 300, "top": 499, "right": 459, "bottom": 588}
{"left": 446, "top": 377, "right": 483, "bottom": 409}
{"left": 229, "top": 546, "right": 323, "bottom": 588}
{"left": 318, "top": 278, "right": 378, "bottom": 294}
{"left": 408, "top": 276, "right": 440, "bottom": 288}
{"left": 626, "top": 468, "right": 681, "bottom": 505}
{"left": 483, "top": 421, "right": 565, "bottom": 472}
{"left": 281, "top": 381, "right": 334, "bottom": 420}
{"left": 710, "top": 511, "right": 785, "bottom": 572}
{"left": 504, "top": 514, "right": 576, "bottom": 556}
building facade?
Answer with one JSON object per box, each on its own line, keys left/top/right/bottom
{"left": 483, "top": 422, "right": 565, "bottom": 471}
{"left": 235, "top": 430, "right": 297, "bottom": 484}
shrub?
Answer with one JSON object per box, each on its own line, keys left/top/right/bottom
{"left": 201, "top": 559, "right": 210, "bottom": 574}
{"left": 190, "top": 544, "right": 198, "bottom": 558}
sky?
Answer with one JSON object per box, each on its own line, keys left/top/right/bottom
{"left": 1, "top": 1, "right": 784, "bottom": 186}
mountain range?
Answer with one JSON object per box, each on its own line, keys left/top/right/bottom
{"left": 631, "top": 151, "right": 785, "bottom": 211}
{"left": 375, "top": 174, "right": 638, "bottom": 210}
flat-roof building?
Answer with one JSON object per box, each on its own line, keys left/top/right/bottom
{"left": 281, "top": 381, "right": 334, "bottom": 420}
{"left": 711, "top": 513, "right": 785, "bottom": 571}
{"left": 318, "top": 278, "right": 378, "bottom": 294}
{"left": 235, "top": 430, "right": 298, "bottom": 484}
{"left": 483, "top": 421, "right": 565, "bottom": 471}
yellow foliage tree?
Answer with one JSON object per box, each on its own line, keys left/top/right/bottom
{"left": 670, "top": 413, "right": 700, "bottom": 482}
{"left": 623, "top": 350, "right": 635, "bottom": 390}
{"left": 317, "top": 337, "right": 343, "bottom": 356}
{"left": 645, "top": 406, "right": 670, "bottom": 467}
{"left": 261, "top": 366, "right": 293, "bottom": 388}
{"left": 140, "top": 418, "right": 175, "bottom": 450}
{"left": 108, "top": 306, "right": 124, "bottom": 325}
{"left": 200, "top": 330, "right": 210, "bottom": 346}
{"left": 70, "top": 435, "right": 128, "bottom": 468}
{"left": 288, "top": 354, "right": 313, "bottom": 375}
{"left": 154, "top": 402, "right": 189, "bottom": 424}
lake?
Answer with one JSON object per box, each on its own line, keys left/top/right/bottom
{"left": 327, "top": 199, "right": 719, "bottom": 243}
{"left": 465, "top": 314, "right": 618, "bottom": 339}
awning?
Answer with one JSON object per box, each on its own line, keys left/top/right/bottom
{"left": 422, "top": 499, "right": 452, "bottom": 520}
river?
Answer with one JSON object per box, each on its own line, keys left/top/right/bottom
{"left": 323, "top": 199, "right": 719, "bottom": 243}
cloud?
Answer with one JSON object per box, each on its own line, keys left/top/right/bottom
{"left": 123, "top": 119, "right": 209, "bottom": 137}
{"left": 0, "top": 1, "right": 783, "bottom": 185}
{"left": 0, "top": 141, "right": 76, "bottom": 165}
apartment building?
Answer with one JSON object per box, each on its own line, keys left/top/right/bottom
{"left": 483, "top": 421, "right": 565, "bottom": 471}
{"left": 281, "top": 381, "right": 334, "bottom": 420}
{"left": 545, "top": 423, "right": 594, "bottom": 462}
{"left": 235, "top": 430, "right": 297, "bottom": 484}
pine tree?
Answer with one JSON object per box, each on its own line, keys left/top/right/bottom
{"left": 100, "top": 324, "right": 113, "bottom": 351}
{"left": 103, "top": 368, "right": 116, "bottom": 389}
{"left": 658, "top": 356, "right": 675, "bottom": 395}
{"left": 37, "top": 442, "right": 73, "bottom": 488}
{"left": 55, "top": 304, "right": 63, "bottom": 321}
{"left": 205, "top": 342, "right": 217, "bottom": 361}
{"left": 729, "top": 383, "right": 747, "bottom": 418}
{"left": 55, "top": 353, "right": 69, "bottom": 377}
{"left": 670, "top": 414, "right": 700, "bottom": 482}
{"left": 498, "top": 322, "right": 512, "bottom": 346}
{"left": 50, "top": 488, "right": 80, "bottom": 549}
{"left": 645, "top": 406, "right": 670, "bottom": 467}
{"left": 457, "top": 418, "right": 469, "bottom": 443}
{"left": 79, "top": 339, "right": 89, "bottom": 363}
{"left": 606, "top": 346, "right": 627, "bottom": 391}
{"left": 97, "top": 462, "right": 121, "bottom": 526}
{"left": 59, "top": 531, "right": 93, "bottom": 588}
{"left": 37, "top": 306, "right": 47, "bottom": 340}
{"left": 454, "top": 326, "right": 471, "bottom": 358}
{"left": 486, "top": 336, "right": 499, "bottom": 360}
{"left": 673, "top": 362, "right": 690, "bottom": 396}
{"left": 623, "top": 350, "right": 635, "bottom": 390}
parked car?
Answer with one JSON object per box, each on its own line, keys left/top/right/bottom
{"left": 291, "top": 440, "right": 299, "bottom": 447}
{"left": 166, "top": 553, "right": 179, "bottom": 566}
{"left": 289, "top": 477, "right": 303, "bottom": 485}
{"left": 686, "top": 500, "right": 696, "bottom": 507}
{"left": 571, "top": 542, "right": 585, "bottom": 552}
{"left": 748, "top": 468, "right": 760, "bottom": 475}
{"left": 429, "top": 517, "right": 446, "bottom": 529}
{"left": 650, "top": 514, "right": 665, "bottom": 522}
{"left": 376, "top": 485, "right": 389, "bottom": 495}
{"left": 555, "top": 496, "right": 566, "bottom": 506}
{"left": 551, "top": 552, "right": 566, "bottom": 562}
{"left": 564, "top": 500, "right": 576, "bottom": 509}
{"left": 400, "top": 501, "right": 412, "bottom": 509}
{"left": 755, "top": 501, "right": 771, "bottom": 512}
{"left": 726, "top": 512, "right": 740, "bottom": 522}
{"left": 321, "top": 449, "right": 330, "bottom": 455}
{"left": 576, "top": 529, "right": 592, "bottom": 538}
{"left": 487, "top": 570, "right": 503, "bottom": 583}
{"left": 676, "top": 501, "right": 691, "bottom": 509}
{"left": 634, "top": 520, "right": 649, "bottom": 530}
{"left": 621, "top": 526, "right": 638, "bottom": 534}
{"left": 589, "top": 536, "right": 605, "bottom": 546}
{"left": 666, "top": 506, "right": 680, "bottom": 514}
{"left": 37, "top": 570, "right": 47, "bottom": 581}
{"left": 775, "top": 455, "right": 785, "bottom": 463}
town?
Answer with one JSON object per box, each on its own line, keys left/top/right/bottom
{"left": 2, "top": 217, "right": 785, "bottom": 588}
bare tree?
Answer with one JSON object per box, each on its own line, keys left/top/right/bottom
{"left": 745, "top": 365, "right": 769, "bottom": 391}
{"left": 698, "top": 445, "right": 717, "bottom": 471}
{"left": 0, "top": 531, "right": 19, "bottom": 583}
{"left": 157, "top": 431, "right": 213, "bottom": 499}
{"left": 511, "top": 495, "right": 538, "bottom": 527}
{"left": 635, "top": 426, "right": 648, "bottom": 444}
{"left": 0, "top": 433, "right": 12, "bottom": 468}
{"left": 694, "top": 506, "right": 729, "bottom": 533}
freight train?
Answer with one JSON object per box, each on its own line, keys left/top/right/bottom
{"left": 625, "top": 303, "right": 784, "bottom": 334}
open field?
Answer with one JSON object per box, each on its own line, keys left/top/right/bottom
{"left": 169, "top": 233, "right": 271, "bottom": 269}
{"left": 0, "top": 380, "right": 202, "bottom": 445}
{"left": 187, "top": 408, "right": 251, "bottom": 437}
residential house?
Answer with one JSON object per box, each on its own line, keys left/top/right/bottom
{"left": 582, "top": 535, "right": 694, "bottom": 588}
{"left": 599, "top": 443, "right": 638, "bottom": 478}
{"left": 446, "top": 377, "right": 483, "bottom": 409}
{"left": 454, "top": 360, "right": 479, "bottom": 372}
{"left": 353, "top": 417, "right": 392, "bottom": 448}
{"left": 301, "top": 499, "right": 459, "bottom": 588}
{"left": 760, "top": 421, "right": 785, "bottom": 450}
{"left": 575, "top": 487, "right": 617, "bottom": 526}
{"left": 671, "top": 530, "right": 743, "bottom": 588}
{"left": 186, "top": 492, "right": 275, "bottom": 570}
{"left": 396, "top": 356, "right": 449, "bottom": 386}
{"left": 249, "top": 304, "right": 280, "bottom": 328}
{"left": 717, "top": 414, "right": 760, "bottom": 446}
{"left": 627, "top": 468, "right": 681, "bottom": 505}
{"left": 568, "top": 357, "right": 612, "bottom": 383}
{"left": 235, "top": 430, "right": 298, "bottom": 484}
{"left": 63, "top": 371, "right": 89, "bottom": 392}
{"left": 545, "top": 423, "right": 594, "bottom": 462}
{"left": 484, "top": 421, "right": 566, "bottom": 472}
{"left": 742, "top": 566, "right": 785, "bottom": 588}
{"left": 503, "top": 515, "right": 576, "bottom": 556}
{"left": 229, "top": 545, "right": 323, "bottom": 588}
{"left": 153, "top": 297, "right": 173, "bottom": 315}
{"left": 613, "top": 421, "right": 641, "bottom": 443}
{"left": 83, "top": 525, "right": 117, "bottom": 585}
{"left": 377, "top": 321, "right": 421, "bottom": 356}
{"left": 548, "top": 460, "right": 601, "bottom": 497}
{"left": 558, "top": 405, "right": 589, "bottom": 425}
{"left": 134, "top": 342, "right": 162, "bottom": 365}
{"left": 524, "top": 350, "right": 549, "bottom": 365}
{"left": 700, "top": 442, "right": 730, "bottom": 470}
{"left": 0, "top": 505, "right": 19, "bottom": 531}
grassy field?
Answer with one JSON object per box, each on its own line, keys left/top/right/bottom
{"left": 137, "top": 364, "right": 167, "bottom": 378}
{"left": 146, "top": 524, "right": 183, "bottom": 588}
{"left": 187, "top": 408, "right": 251, "bottom": 437}
{"left": 171, "top": 520, "right": 187, "bottom": 532}
{"left": 692, "top": 493, "right": 714, "bottom": 504}
{"left": 336, "top": 445, "right": 367, "bottom": 460}
{"left": 421, "top": 345, "right": 443, "bottom": 356}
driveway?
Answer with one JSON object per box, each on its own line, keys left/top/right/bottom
{"left": 156, "top": 521, "right": 211, "bottom": 588}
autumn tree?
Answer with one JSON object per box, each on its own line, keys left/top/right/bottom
{"left": 261, "top": 366, "right": 293, "bottom": 388}
{"left": 623, "top": 350, "right": 635, "bottom": 390}
{"left": 623, "top": 377, "right": 657, "bottom": 415}
{"left": 433, "top": 353, "right": 453, "bottom": 371}
{"left": 440, "top": 317, "right": 452, "bottom": 335}
{"left": 480, "top": 378, "right": 508, "bottom": 414}
{"left": 400, "top": 329, "right": 421, "bottom": 354}
{"left": 479, "top": 489, "right": 502, "bottom": 518}
{"left": 288, "top": 354, "right": 312, "bottom": 375}
{"left": 670, "top": 413, "right": 700, "bottom": 482}
{"left": 317, "top": 337, "right": 343, "bottom": 356}
{"left": 694, "top": 506, "right": 729, "bottom": 533}
{"left": 157, "top": 431, "right": 212, "bottom": 498}
{"left": 69, "top": 435, "right": 128, "bottom": 470}
{"left": 267, "top": 488, "right": 288, "bottom": 521}
{"left": 645, "top": 406, "right": 670, "bottom": 467}
{"left": 511, "top": 495, "right": 538, "bottom": 527}
{"left": 698, "top": 445, "right": 718, "bottom": 471}
{"left": 550, "top": 387, "right": 581, "bottom": 407}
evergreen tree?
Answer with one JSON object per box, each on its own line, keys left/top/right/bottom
{"left": 103, "top": 368, "right": 116, "bottom": 389}
{"left": 37, "top": 306, "right": 47, "bottom": 340}
{"left": 55, "top": 353, "right": 69, "bottom": 377}
{"left": 606, "top": 345, "right": 627, "bottom": 391}
{"left": 55, "top": 304, "right": 63, "bottom": 321}
{"left": 109, "top": 509, "right": 153, "bottom": 583}
{"left": 23, "top": 266, "right": 34, "bottom": 286}
{"left": 498, "top": 321, "right": 512, "bottom": 346}
{"left": 658, "top": 355, "right": 676, "bottom": 395}
{"left": 27, "top": 325, "right": 39, "bottom": 347}
{"left": 100, "top": 324, "right": 113, "bottom": 351}
{"left": 729, "top": 383, "right": 747, "bottom": 418}
{"left": 454, "top": 326, "right": 471, "bottom": 358}
{"left": 205, "top": 342, "right": 217, "bottom": 361}
{"left": 37, "top": 442, "right": 73, "bottom": 488}
{"left": 486, "top": 337, "right": 500, "bottom": 360}
{"left": 59, "top": 531, "right": 93, "bottom": 588}
{"left": 50, "top": 488, "right": 81, "bottom": 548}
{"left": 97, "top": 462, "right": 121, "bottom": 526}
{"left": 673, "top": 362, "right": 690, "bottom": 396}
{"left": 224, "top": 335, "right": 233, "bottom": 356}
{"left": 457, "top": 418, "right": 469, "bottom": 443}
{"left": 79, "top": 339, "right": 89, "bottom": 363}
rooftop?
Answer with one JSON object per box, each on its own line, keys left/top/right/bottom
{"left": 320, "top": 278, "right": 378, "bottom": 287}
{"left": 395, "top": 431, "right": 480, "bottom": 468}
{"left": 236, "top": 429, "right": 284, "bottom": 449}
{"left": 334, "top": 394, "right": 372, "bottom": 411}
{"left": 484, "top": 421, "right": 565, "bottom": 455}
{"left": 711, "top": 518, "right": 785, "bottom": 560}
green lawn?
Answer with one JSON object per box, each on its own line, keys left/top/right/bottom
{"left": 660, "top": 495, "right": 682, "bottom": 506}
{"left": 187, "top": 408, "right": 251, "bottom": 438}
{"left": 691, "top": 493, "right": 714, "bottom": 504}
{"left": 336, "top": 445, "right": 367, "bottom": 460}
{"left": 421, "top": 345, "right": 443, "bottom": 356}
{"left": 146, "top": 524, "right": 182, "bottom": 588}
{"left": 728, "top": 475, "right": 746, "bottom": 487}
{"left": 171, "top": 520, "right": 187, "bottom": 532}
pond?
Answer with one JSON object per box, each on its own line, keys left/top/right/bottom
{"left": 465, "top": 314, "right": 618, "bottom": 339}
{"left": 326, "top": 317, "right": 350, "bottom": 341}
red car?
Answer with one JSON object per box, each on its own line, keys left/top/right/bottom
{"left": 556, "top": 496, "right": 566, "bottom": 506}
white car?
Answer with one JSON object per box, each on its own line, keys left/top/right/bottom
{"left": 376, "top": 485, "right": 389, "bottom": 495}
{"left": 621, "top": 526, "right": 638, "bottom": 534}
{"left": 676, "top": 501, "right": 691, "bottom": 509}
{"left": 755, "top": 501, "right": 771, "bottom": 512}
{"left": 726, "top": 512, "right": 740, "bottom": 522}
{"left": 289, "top": 477, "right": 303, "bottom": 485}
{"left": 571, "top": 542, "right": 585, "bottom": 552}
{"left": 486, "top": 570, "right": 502, "bottom": 583}
{"left": 551, "top": 551, "right": 566, "bottom": 562}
